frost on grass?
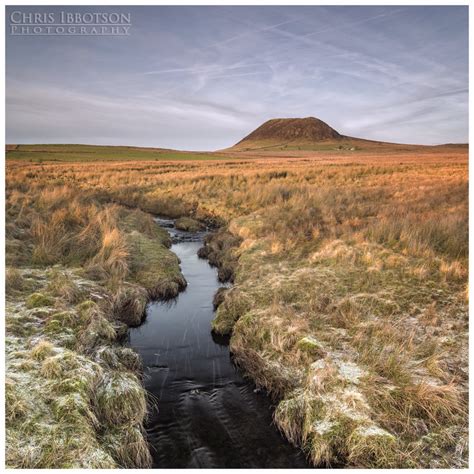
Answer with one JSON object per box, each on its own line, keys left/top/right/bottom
{"left": 5, "top": 203, "right": 189, "bottom": 468}
{"left": 95, "top": 372, "right": 146, "bottom": 425}
{"left": 335, "top": 360, "right": 366, "bottom": 385}
{"left": 217, "top": 216, "right": 468, "bottom": 468}
{"left": 5, "top": 267, "right": 151, "bottom": 468}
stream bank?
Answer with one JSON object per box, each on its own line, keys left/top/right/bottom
{"left": 128, "top": 218, "right": 309, "bottom": 468}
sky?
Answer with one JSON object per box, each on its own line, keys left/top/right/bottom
{"left": 5, "top": 5, "right": 469, "bottom": 150}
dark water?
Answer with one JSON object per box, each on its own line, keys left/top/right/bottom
{"left": 128, "top": 219, "right": 309, "bottom": 468}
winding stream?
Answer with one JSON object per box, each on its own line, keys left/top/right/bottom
{"left": 128, "top": 218, "right": 309, "bottom": 468}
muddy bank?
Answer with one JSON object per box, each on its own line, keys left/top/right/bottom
{"left": 128, "top": 218, "right": 309, "bottom": 468}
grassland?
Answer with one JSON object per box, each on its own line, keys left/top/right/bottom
{"left": 5, "top": 171, "right": 186, "bottom": 467}
{"left": 6, "top": 144, "right": 226, "bottom": 162}
{"left": 5, "top": 144, "right": 468, "bottom": 468}
{"left": 224, "top": 139, "right": 468, "bottom": 156}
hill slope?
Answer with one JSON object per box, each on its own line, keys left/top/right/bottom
{"left": 230, "top": 117, "right": 348, "bottom": 151}
{"left": 236, "top": 117, "right": 342, "bottom": 144}
{"left": 227, "top": 116, "right": 466, "bottom": 153}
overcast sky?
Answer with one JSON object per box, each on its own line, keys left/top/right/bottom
{"left": 6, "top": 5, "right": 468, "bottom": 149}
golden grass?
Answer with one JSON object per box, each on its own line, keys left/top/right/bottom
{"left": 5, "top": 168, "right": 187, "bottom": 467}
{"left": 5, "top": 147, "right": 468, "bottom": 468}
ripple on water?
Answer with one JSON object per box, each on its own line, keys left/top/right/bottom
{"left": 128, "top": 223, "right": 309, "bottom": 468}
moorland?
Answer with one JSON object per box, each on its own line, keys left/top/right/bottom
{"left": 5, "top": 118, "right": 468, "bottom": 468}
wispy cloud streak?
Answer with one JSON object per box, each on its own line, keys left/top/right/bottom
{"left": 5, "top": 5, "right": 468, "bottom": 148}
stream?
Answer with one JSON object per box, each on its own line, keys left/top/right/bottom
{"left": 128, "top": 218, "right": 309, "bottom": 468}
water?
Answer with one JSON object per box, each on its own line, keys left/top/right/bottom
{"left": 128, "top": 219, "right": 309, "bottom": 468}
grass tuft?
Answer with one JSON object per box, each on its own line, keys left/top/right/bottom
{"left": 30, "top": 339, "right": 55, "bottom": 360}
{"left": 95, "top": 372, "right": 147, "bottom": 425}
{"left": 26, "top": 292, "right": 55, "bottom": 309}
{"left": 102, "top": 425, "right": 152, "bottom": 468}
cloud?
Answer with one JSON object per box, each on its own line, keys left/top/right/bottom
{"left": 5, "top": 5, "right": 468, "bottom": 147}
{"left": 6, "top": 79, "right": 251, "bottom": 149}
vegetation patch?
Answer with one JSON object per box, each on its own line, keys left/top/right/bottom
{"left": 6, "top": 147, "right": 467, "bottom": 468}
{"left": 198, "top": 229, "right": 242, "bottom": 282}
{"left": 5, "top": 182, "right": 188, "bottom": 467}
{"left": 26, "top": 292, "right": 55, "bottom": 309}
{"left": 126, "top": 230, "right": 186, "bottom": 299}
{"left": 175, "top": 216, "right": 205, "bottom": 232}
{"left": 224, "top": 219, "right": 467, "bottom": 467}
{"left": 5, "top": 267, "right": 156, "bottom": 468}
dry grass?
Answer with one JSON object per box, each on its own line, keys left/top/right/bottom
{"left": 5, "top": 147, "right": 468, "bottom": 468}
{"left": 5, "top": 168, "right": 188, "bottom": 467}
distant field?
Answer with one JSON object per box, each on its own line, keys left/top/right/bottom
{"left": 224, "top": 139, "right": 468, "bottom": 155}
{"left": 6, "top": 144, "right": 227, "bottom": 162}
{"left": 6, "top": 143, "right": 468, "bottom": 162}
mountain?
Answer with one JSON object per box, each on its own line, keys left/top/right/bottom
{"left": 237, "top": 117, "right": 341, "bottom": 143}
{"left": 227, "top": 116, "right": 451, "bottom": 153}
{"left": 229, "top": 117, "right": 349, "bottom": 150}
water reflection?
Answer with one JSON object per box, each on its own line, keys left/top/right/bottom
{"left": 128, "top": 221, "right": 309, "bottom": 468}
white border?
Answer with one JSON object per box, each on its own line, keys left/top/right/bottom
{"left": 1, "top": 2, "right": 471, "bottom": 473}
